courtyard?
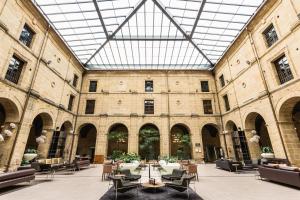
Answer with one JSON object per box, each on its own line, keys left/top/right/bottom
{"left": 1, "top": 164, "right": 299, "bottom": 200}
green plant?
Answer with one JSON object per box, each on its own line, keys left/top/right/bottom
{"left": 119, "top": 152, "right": 140, "bottom": 163}
{"left": 160, "top": 155, "right": 178, "bottom": 163}
{"left": 111, "top": 150, "right": 123, "bottom": 160}
{"left": 108, "top": 130, "right": 128, "bottom": 151}
{"left": 139, "top": 127, "right": 160, "bottom": 160}
{"left": 261, "top": 146, "right": 273, "bottom": 153}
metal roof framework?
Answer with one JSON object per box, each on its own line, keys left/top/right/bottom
{"left": 32, "top": 0, "right": 264, "bottom": 70}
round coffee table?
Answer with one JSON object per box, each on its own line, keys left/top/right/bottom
{"left": 142, "top": 182, "right": 165, "bottom": 193}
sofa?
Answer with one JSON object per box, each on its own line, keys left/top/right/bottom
{"left": 258, "top": 165, "right": 300, "bottom": 188}
{"left": 0, "top": 169, "right": 35, "bottom": 189}
{"left": 74, "top": 159, "right": 90, "bottom": 170}
{"left": 215, "top": 159, "right": 242, "bottom": 172}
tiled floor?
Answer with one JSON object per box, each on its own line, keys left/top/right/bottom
{"left": 0, "top": 164, "right": 299, "bottom": 200}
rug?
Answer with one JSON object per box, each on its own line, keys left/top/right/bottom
{"left": 99, "top": 186, "right": 204, "bottom": 200}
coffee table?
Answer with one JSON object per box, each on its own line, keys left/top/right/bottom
{"left": 142, "top": 182, "right": 165, "bottom": 193}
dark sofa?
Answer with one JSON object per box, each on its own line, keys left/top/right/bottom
{"left": 216, "top": 159, "right": 242, "bottom": 172}
{"left": 258, "top": 165, "right": 300, "bottom": 188}
{"left": 74, "top": 159, "right": 90, "bottom": 170}
{"left": 0, "top": 169, "right": 35, "bottom": 189}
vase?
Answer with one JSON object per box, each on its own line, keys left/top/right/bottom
{"left": 23, "top": 153, "right": 38, "bottom": 162}
{"left": 261, "top": 153, "right": 275, "bottom": 159}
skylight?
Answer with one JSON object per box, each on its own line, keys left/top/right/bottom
{"left": 32, "top": 0, "right": 264, "bottom": 70}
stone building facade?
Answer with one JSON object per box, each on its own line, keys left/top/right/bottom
{"left": 0, "top": 0, "right": 299, "bottom": 171}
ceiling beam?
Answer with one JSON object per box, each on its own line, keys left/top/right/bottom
{"left": 190, "top": 0, "right": 206, "bottom": 37}
{"left": 152, "top": 0, "right": 213, "bottom": 66}
{"left": 112, "top": 37, "right": 187, "bottom": 41}
{"left": 85, "top": 0, "right": 147, "bottom": 65}
{"left": 93, "top": 0, "right": 109, "bottom": 38}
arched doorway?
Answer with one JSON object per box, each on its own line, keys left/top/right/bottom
{"left": 48, "top": 121, "right": 73, "bottom": 159}
{"left": 245, "top": 112, "right": 272, "bottom": 159}
{"left": 201, "top": 124, "right": 221, "bottom": 162}
{"left": 170, "top": 124, "right": 191, "bottom": 160}
{"left": 139, "top": 124, "right": 160, "bottom": 160}
{"left": 25, "top": 113, "right": 53, "bottom": 159}
{"left": 76, "top": 123, "right": 97, "bottom": 161}
{"left": 0, "top": 104, "right": 5, "bottom": 125}
{"left": 226, "top": 121, "right": 250, "bottom": 161}
{"left": 107, "top": 123, "right": 128, "bottom": 158}
{"left": 278, "top": 97, "right": 300, "bottom": 166}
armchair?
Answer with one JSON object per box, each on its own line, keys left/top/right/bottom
{"left": 119, "top": 169, "right": 141, "bottom": 182}
{"left": 161, "top": 169, "right": 186, "bottom": 181}
{"left": 108, "top": 176, "right": 140, "bottom": 200}
{"left": 165, "top": 175, "right": 196, "bottom": 199}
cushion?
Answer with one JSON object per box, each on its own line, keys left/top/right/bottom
{"left": 279, "top": 165, "right": 299, "bottom": 171}
{"left": 265, "top": 163, "right": 279, "bottom": 168}
{"left": 159, "top": 160, "right": 166, "bottom": 166}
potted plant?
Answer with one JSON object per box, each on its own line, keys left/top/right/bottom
{"left": 23, "top": 148, "right": 38, "bottom": 162}
{"left": 261, "top": 146, "right": 275, "bottom": 158}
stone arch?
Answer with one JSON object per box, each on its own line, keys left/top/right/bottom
{"left": 0, "top": 97, "right": 20, "bottom": 123}
{"left": 139, "top": 123, "right": 160, "bottom": 160}
{"left": 225, "top": 120, "right": 251, "bottom": 161}
{"left": 277, "top": 96, "right": 300, "bottom": 166}
{"left": 170, "top": 123, "right": 192, "bottom": 159}
{"left": 76, "top": 123, "right": 97, "bottom": 161}
{"left": 201, "top": 124, "right": 221, "bottom": 162}
{"left": 48, "top": 121, "right": 73, "bottom": 159}
{"left": 244, "top": 112, "right": 272, "bottom": 160}
{"left": 107, "top": 123, "right": 129, "bottom": 157}
{"left": 24, "top": 112, "right": 54, "bottom": 159}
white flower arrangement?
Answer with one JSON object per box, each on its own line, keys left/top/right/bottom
{"left": 40, "top": 135, "right": 47, "bottom": 140}
{"left": 3, "top": 129, "right": 13, "bottom": 137}
{"left": 9, "top": 123, "right": 16, "bottom": 129}
{"left": 36, "top": 136, "right": 45, "bottom": 144}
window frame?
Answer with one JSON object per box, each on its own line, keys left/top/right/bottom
{"left": 273, "top": 54, "right": 294, "bottom": 85}
{"left": 145, "top": 80, "right": 154, "bottom": 92}
{"left": 203, "top": 99, "right": 213, "bottom": 114}
{"left": 144, "top": 99, "right": 154, "bottom": 114}
{"left": 200, "top": 81, "right": 210, "bottom": 92}
{"left": 68, "top": 94, "right": 75, "bottom": 111}
{"left": 19, "top": 23, "right": 35, "bottom": 48}
{"left": 5, "top": 55, "right": 25, "bottom": 84}
{"left": 223, "top": 94, "right": 230, "bottom": 112}
{"left": 89, "top": 80, "right": 98, "bottom": 92}
{"left": 263, "top": 24, "right": 279, "bottom": 48}
{"left": 219, "top": 74, "right": 225, "bottom": 88}
{"left": 85, "top": 99, "right": 96, "bottom": 114}
{"left": 72, "top": 74, "right": 79, "bottom": 88}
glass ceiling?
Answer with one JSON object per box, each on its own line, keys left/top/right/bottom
{"left": 32, "top": 0, "right": 264, "bottom": 70}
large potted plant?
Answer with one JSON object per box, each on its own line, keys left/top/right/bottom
{"left": 261, "top": 146, "right": 275, "bottom": 158}
{"left": 23, "top": 148, "right": 38, "bottom": 162}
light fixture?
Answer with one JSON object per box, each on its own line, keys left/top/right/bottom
{"left": 36, "top": 136, "right": 46, "bottom": 144}
{"left": 251, "top": 130, "right": 257, "bottom": 135}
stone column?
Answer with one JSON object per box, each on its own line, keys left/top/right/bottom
{"left": 190, "top": 126, "right": 201, "bottom": 161}
{"left": 278, "top": 121, "right": 300, "bottom": 166}
{"left": 37, "top": 128, "right": 54, "bottom": 158}
{"left": 8, "top": 122, "right": 32, "bottom": 171}
{"left": 244, "top": 129, "right": 260, "bottom": 160}
{"left": 160, "top": 117, "right": 170, "bottom": 157}
{"left": 94, "top": 123, "right": 107, "bottom": 163}
{"left": 128, "top": 118, "right": 138, "bottom": 154}
{"left": 0, "top": 122, "right": 19, "bottom": 171}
